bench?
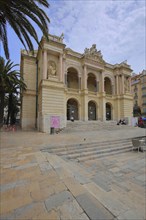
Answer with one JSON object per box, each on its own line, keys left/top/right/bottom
{"left": 132, "top": 138, "right": 146, "bottom": 152}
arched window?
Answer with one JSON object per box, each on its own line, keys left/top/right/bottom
{"left": 104, "top": 77, "right": 112, "bottom": 94}
{"left": 67, "top": 67, "right": 78, "bottom": 89}
{"left": 87, "top": 73, "right": 96, "bottom": 92}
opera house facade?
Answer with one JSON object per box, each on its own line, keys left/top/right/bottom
{"left": 20, "top": 34, "right": 133, "bottom": 132}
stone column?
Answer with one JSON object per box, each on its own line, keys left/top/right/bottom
{"left": 112, "top": 84, "right": 114, "bottom": 95}
{"left": 65, "top": 70, "right": 67, "bottom": 86}
{"left": 100, "top": 97, "right": 106, "bottom": 121}
{"left": 78, "top": 75, "right": 81, "bottom": 90}
{"left": 118, "top": 75, "right": 121, "bottom": 95}
{"left": 101, "top": 71, "right": 104, "bottom": 93}
{"left": 83, "top": 65, "right": 87, "bottom": 90}
{"left": 103, "top": 98, "right": 106, "bottom": 121}
{"left": 96, "top": 80, "right": 99, "bottom": 92}
{"left": 116, "top": 75, "right": 119, "bottom": 95}
{"left": 129, "top": 77, "right": 132, "bottom": 93}
{"left": 43, "top": 50, "right": 47, "bottom": 79}
{"left": 83, "top": 65, "right": 88, "bottom": 121}
{"left": 59, "top": 53, "right": 63, "bottom": 81}
{"left": 83, "top": 95, "right": 88, "bottom": 121}
{"left": 122, "top": 74, "right": 125, "bottom": 94}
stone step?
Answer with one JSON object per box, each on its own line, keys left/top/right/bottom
{"left": 58, "top": 142, "right": 131, "bottom": 157}
{"left": 65, "top": 144, "right": 132, "bottom": 160}
{"left": 44, "top": 139, "right": 131, "bottom": 154}
{"left": 77, "top": 147, "right": 132, "bottom": 162}
{"left": 42, "top": 138, "right": 132, "bottom": 162}
{"left": 61, "top": 120, "right": 129, "bottom": 133}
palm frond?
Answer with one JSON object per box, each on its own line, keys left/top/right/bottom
{"left": 0, "top": 0, "right": 50, "bottom": 59}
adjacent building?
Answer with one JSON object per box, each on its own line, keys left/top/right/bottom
{"left": 131, "top": 70, "right": 146, "bottom": 117}
{"left": 20, "top": 34, "right": 133, "bottom": 132}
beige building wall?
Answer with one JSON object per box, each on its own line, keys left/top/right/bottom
{"left": 131, "top": 70, "right": 146, "bottom": 116}
{"left": 20, "top": 53, "right": 37, "bottom": 130}
{"left": 21, "top": 34, "right": 133, "bottom": 133}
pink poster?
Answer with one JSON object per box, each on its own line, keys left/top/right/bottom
{"left": 50, "top": 116, "right": 60, "bottom": 128}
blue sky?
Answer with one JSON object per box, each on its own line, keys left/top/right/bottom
{"left": 0, "top": 0, "right": 145, "bottom": 74}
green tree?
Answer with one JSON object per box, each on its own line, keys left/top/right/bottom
{"left": 0, "top": 0, "right": 50, "bottom": 59}
{"left": 133, "top": 105, "right": 141, "bottom": 117}
{"left": 0, "top": 56, "right": 26, "bottom": 127}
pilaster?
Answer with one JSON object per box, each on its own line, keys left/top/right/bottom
{"left": 116, "top": 75, "right": 119, "bottom": 95}
{"left": 83, "top": 94, "right": 88, "bottom": 121}
{"left": 59, "top": 53, "right": 63, "bottom": 81}
{"left": 83, "top": 65, "right": 87, "bottom": 90}
{"left": 122, "top": 74, "right": 125, "bottom": 94}
{"left": 100, "top": 71, "right": 104, "bottom": 93}
{"left": 43, "top": 50, "right": 47, "bottom": 79}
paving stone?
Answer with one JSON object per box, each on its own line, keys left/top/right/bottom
{"left": 1, "top": 192, "right": 32, "bottom": 214}
{"left": 63, "top": 177, "right": 86, "bottom": 197}
{"left": 0, "top": 180, "right": 28, "bottom": 192}
{"left": 13, "top": 162, "right": 38, "bottom": 170}
{"left": 39, "top": 174, "right": 60, "bottom": 189}
{"left": 84, "top": 182, "right": 129, "bottom": 217}
{"left": 58, "top": 199, "right": 89, "bottom": 220}
{"left": 39, "top": 161, "right": 52, "bottom": 172}
{"left": 0, "top": 170, "right": 18, "bottom": 185}
{"left": 109, "top": 167, "right": 120, "bottom": 173}
{"left": 1, "top": 129, "right": 146, "bottom": 220}
{"left": 30, "top": 186, "right": 54, "bottom": 202}
{"left": 76, "top": 192, "right": 115, "bottom": 220}
{"left": 134, "top": 174, "right": 145, "bottom": 182}
{"left": 113, "top": 181, "right": 130, "bottom": 192}
{"left": 72, "top": 173, "right": 90, "bottom": 184}
{"left": 45, "top": 190, "right": 74, "bottom": 212}
{"left": 92, "top": 173, "right": 111, "bottom": 192}
{"left": 1, "top": 202, "right": 52, "bottom": 220}
{"left": 118, "top": 208, "right": 145, "bottom": 220}
{"left": 46, "top": 154, "right": 63, "bottom": 169}
{"left": 55, "top": 167, "right": 72, "bottom": 179}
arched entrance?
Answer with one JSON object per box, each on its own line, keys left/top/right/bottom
{"left": 88, "top": 101, "right": 96, "bottom": 120}
{"left": 106, "top": 103, "right": 112, "bottom": 120}
{"left": 67, "top": 99, "right": 78, "bottom": 120}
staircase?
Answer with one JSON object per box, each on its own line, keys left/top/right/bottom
{"left": 42, "top": 138, "right": 132, "bottom": 162}
{"left": 61, "top": 120, "right": 130, "bottom": 133}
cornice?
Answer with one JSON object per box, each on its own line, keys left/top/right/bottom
{"left": 21, "top": 50, "right": 37, "bottom": 60}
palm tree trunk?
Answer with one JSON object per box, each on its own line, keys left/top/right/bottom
{"left": 0, "top": 91, "right": 5, "bottom": 127}
{"left": 6, "top": 93, "right": 12, "bottom": 125}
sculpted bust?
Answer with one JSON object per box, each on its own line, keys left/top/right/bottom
{"left": 47, "top": 61, "right": 57, "bottom": 78}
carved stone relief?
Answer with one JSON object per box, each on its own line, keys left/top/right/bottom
{"left": 47, "top": 61, "right": 57, "bottom": 78}
{"left": 84, "top": 44, "right": 104, "bottom": 63}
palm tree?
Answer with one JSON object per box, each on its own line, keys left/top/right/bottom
{"left": 0, "top": 56, "right": 26, "bottom": 127}
{"left": 0, "top": 0, "right": 50, "bottom": 59}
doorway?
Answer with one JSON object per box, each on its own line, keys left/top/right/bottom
{"left": 67, "top": 99, "right": 78, "bottom": 120}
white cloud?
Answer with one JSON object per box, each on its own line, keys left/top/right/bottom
{"left": 49, "top": 0, "right": 146, "bottom": 73}
{"left": 1, "top": 0, "right": 145, "bottom": 73}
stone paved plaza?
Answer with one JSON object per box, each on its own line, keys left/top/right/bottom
{"left": 0, "top": 126, "right": 146, "bottom": 220}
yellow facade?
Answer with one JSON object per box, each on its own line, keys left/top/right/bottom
{"left": 21, "top": 34, "right": 133, "bottom": 132}
{"left": 131, "top": 70, "right": 146, "bottom": 116}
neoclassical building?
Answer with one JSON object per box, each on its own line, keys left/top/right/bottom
{"left": 21, "top": 34, "right": 133, "bottom": 132}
